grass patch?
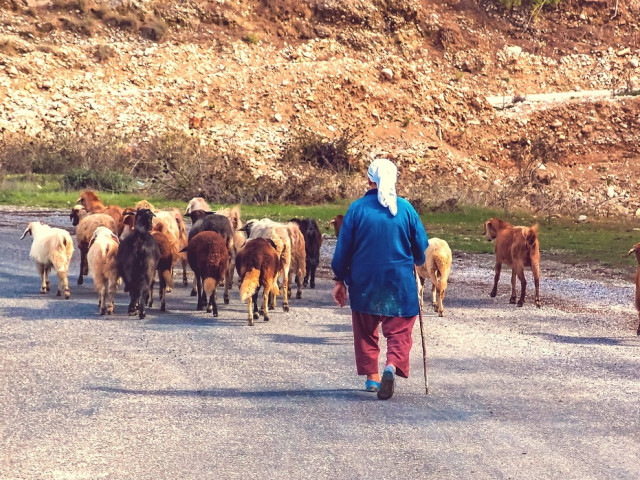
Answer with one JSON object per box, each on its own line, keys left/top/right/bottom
{"left": 1, "top": 178, "right": 639, "bottom": 273}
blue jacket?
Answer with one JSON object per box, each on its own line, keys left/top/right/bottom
{"left": 331, "top": 189, "right": 429, "bottom": 317}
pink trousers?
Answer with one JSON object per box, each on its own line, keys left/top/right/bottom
{"left": 351, "top": 310, "right": 417, "bottom": 378}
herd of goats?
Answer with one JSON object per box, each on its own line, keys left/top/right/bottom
{"left": 17, "top": 190, "right": 640, "bottom": 334}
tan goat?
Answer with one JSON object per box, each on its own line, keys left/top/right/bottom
{"left": 625, "top": 242, "right": 640, "bottom": 335}
{"left": 416, "top": 238, "right": 452, "bottom": 316}
{"left": 483, "top": 218, "right": 541, "bottom": 308}
{"left": 87, "top": 226, "right": 120, "bottom": 315}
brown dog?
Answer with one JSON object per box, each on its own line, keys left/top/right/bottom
{"left": 625, "top": 242, "right": 640, "bottom": 335}
{"left": 483, "top": 218, "right": 541, "bottom": 308}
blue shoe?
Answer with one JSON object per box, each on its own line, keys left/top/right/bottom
{"left": 377, "top": 365, "right": 395, "bottom": 400}
{"left": 365, "top": 379, "right": 380, "bottom": 392}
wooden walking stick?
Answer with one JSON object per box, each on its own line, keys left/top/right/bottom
{"left": 416, "top": 269, "right": 429, "bottom": 394}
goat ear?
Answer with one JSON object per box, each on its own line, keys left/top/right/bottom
{"left": 123, "top": 211, "right": 135, "bottom": 217}
{"left": 20, "top": 226, "right": 31, "bottom": 239}
{"left": 487, "top": 221, "right": 498, "bottom": 238}
{"left": 111, "top": 232, "right": 120, "bottom": 244}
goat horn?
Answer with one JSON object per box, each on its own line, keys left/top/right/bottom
{"left": 20, "top": 227, "right": 31, "bottom": 239}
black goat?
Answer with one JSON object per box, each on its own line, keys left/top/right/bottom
{"left": 116, "top": 209, "right": 160, "bottom": 319}
{"left": 290, "top": 218, "right": 323, "bottom": 289}
{"left": 186, "top": 210, "right": 235, "bottom": 302}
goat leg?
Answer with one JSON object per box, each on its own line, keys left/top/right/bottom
{"left": 139, "top": 285, "right": 150, "bottom": 319}
{"left": 509, "top": 270, "right": 517, "bottom": 304}
{"left": 77, "top": 250, "right": 85, "bottom": 285}
{"left": 159, "top": 275, "right": 166, "bottom": 312}
{"left": 248, "top": 292, "right": 255, "bottom": 326}
{"left": 309, "top": 267, "right": 316, "bottom": 289}
{"left": 38, "top": 263, "right": 47, "bottom": 294}
{"left": 224, "top": 264, "right": 231, "bottom": 305}
{"left": 431, "top": 284, "right": 438, "bottom": 312}
{"left": 252, "top": 291, "right": 259, "bottom": 321}
{"left": 208, "top": 290, "right": 218, "bottom": 317}
{"left": 517, "top": 270, "right": 527, "bottom": 307}
{"left": 532, "top": 263, "right": 541, "bottom": 308}
{"left": 490, "top": 263, "right": 501, "bottom": 298}
{"left": 182, "top": 258, "right": 188, "bottom": 286}
{"left": 148, "top": 280, "right": 154, "bottom": 308}
{"left": 196, "top": 274, "right": 204, "bottom": 310}
{"left": 262, "top": 283, "right": 270, "bottom": 322}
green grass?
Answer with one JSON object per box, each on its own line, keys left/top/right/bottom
{"left": 2, "top": 175, "right": 639, "bottom": 274}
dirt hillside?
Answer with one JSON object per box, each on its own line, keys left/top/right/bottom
{"left": 1, "top": 0, "right": 639, "bottom": 215}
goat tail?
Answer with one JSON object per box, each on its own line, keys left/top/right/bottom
{"left": 433, "top": 256, "right": 450, "bottom": 292}
{"left": 52, "top": 231, "right": 74, "bottom": 273}
{"left": 240, "top": 268, "right": 260, "bottom": 301}
{"left": 203, "top": 277, "right": 216, "bottom": 296}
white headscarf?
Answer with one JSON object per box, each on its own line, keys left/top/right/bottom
{"left": 367, "top": 158, "right": 398, "bottom": 216}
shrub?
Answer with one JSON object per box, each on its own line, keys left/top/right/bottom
{"left": 242, "top": 33, "right": 259, "bottom": 44}
{"left": 494, "top": 0, "right": 563, "bottom": 10}
{"left": 279, "top": 126, "right": 364, "bottom": 174}
{"left": 94, "top": 44, "right": 115, "bottom": 63}
{"left": 63, "top": 168, "right": 133, "bottom": 193}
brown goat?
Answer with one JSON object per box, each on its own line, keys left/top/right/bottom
{"left": 183, "top": 231, "right": 229, "bottom": 316}
{"left": 483, "top": 218, "right": 541, "bottom": 308}
{"left": 235, "top": 238, "right": 281, "bottom": 326}
{"left": 625, "top": 242, "right": 640, "bottom": 335}
{"left": 329, "top": 214, "right": 344, "bottom": 237}
{"left": 77, "top": 190, "right": 124, "bottom": 232}
{"left": 150, "top": 224, "right": 174, "bottom": 312}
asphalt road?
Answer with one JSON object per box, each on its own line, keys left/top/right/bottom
{"left": 1, "top": 214, "right": 639, "bottom": 479}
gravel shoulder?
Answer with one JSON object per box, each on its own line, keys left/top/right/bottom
{"left": 0, "top": 212, "right": 639, "bottom": 479}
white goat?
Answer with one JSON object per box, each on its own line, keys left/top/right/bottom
{"left": 21, "top": 222, "right": 74, "bottom": 299}
{"left": 185, "top": 197, "right": 211, "bottom": 215}
{"left": 416, "top": 237, "right": 452, "bottom": 316}
{"left": 286, "top": 222, "right": 306, "bottom": 300}
{"left": 87, "top": 226, "right": 120, "bottom": 315}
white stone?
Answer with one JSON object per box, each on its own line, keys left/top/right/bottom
{"left": 273, "top": 113, "right": 282, "bottom": 122}
{"left": 577, "top": 215, "right": 587, "bottom": 223}
{"left": 607, "top": 185, "right": 616, "bottom": 198}
{"left": 635, "top": 208, "right": 640, "bottom": 217}
{"left": 381, "top": 68, "right": 393, "bottom": 80}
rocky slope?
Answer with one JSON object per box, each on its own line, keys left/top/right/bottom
{"left": 1, "top": 0, "right": 639, "bottom": 216}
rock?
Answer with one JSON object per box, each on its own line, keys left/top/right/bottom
{"left": 635, "top": 208, "right": 640, "bottom": 217}
{"left": 581, "top": 125, "right": 593, "bottom": 135}
{"left": 577, "top": 215, "right": 587, "bottom": 223}
{"left": 273, "top": 113, "right": 282, "bottom": 122}
{"left": 617, "top": 47, "right": 631, "bottom": 57}
{"left": 381, "top": 68, "right": 394, "bottom": 80}
{"left": 550, "top": 119, "right": 563, "bottom": 129}
{"left": 607, "top": 185, "right": 616, "bottom": 198}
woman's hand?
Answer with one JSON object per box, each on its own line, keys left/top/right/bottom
{"left": 333, "top": 281, "right": 347, "bottom": 307}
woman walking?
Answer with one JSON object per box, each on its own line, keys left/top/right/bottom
{"left": 331, "top": 158, "right": 429, "bottom": 400}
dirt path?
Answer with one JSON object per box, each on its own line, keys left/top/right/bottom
{"left": 1, "top": 215, "right": 639, "bottom": 478}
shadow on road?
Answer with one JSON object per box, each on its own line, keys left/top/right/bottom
{"left": 87, "top": 385, "right": 374, "bottom": 402}
{"left": 533, "top": 333, "right": 638, "bottom": 347}
{"left": 267, "top": 333, "right": 348, "bottom": 345}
